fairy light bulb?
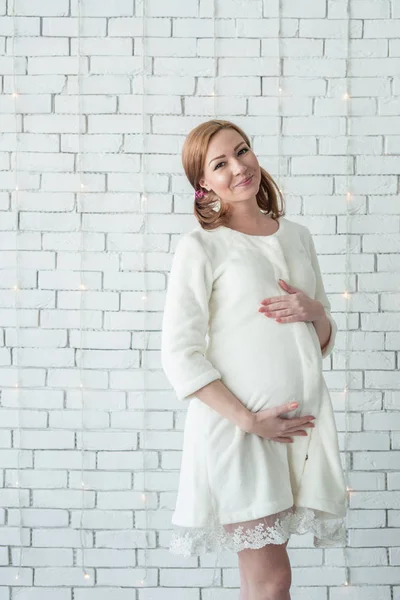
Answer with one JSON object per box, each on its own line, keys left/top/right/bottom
{"left": 80, "top": 284, "right": 86, "bottom": 290}
{"left": 12, "top": 92, "right": 19, "bottom": 98}
{"left": 84, "top": 573, "right": 90, "bottom": 580}
{"left": 141, "top": 294, "right": 147, "bottom": 301}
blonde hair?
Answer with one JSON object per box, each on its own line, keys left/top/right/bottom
{"left": 181, "top": 119, "right": 285, "bottom": 230}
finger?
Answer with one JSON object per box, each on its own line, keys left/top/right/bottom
{"left": 275, "top": 403, "right": 300, "bottom": 416}
{"left": 259, "top": 304, "right": 290, "bottom": 314}
{"left": 260, "top": 297, "right": 283, "bottom": 305}
{"left": 285, "top": 422, "right": 314, "bottom": 433}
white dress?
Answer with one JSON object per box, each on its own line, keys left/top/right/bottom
{"left": 161, "top": 216, "right": 347, "bottom": 557}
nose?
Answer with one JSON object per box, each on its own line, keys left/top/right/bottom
{"left": 232, "top": 159, "right": 247, "bottom": 176}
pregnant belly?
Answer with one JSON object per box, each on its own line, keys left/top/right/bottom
{"left": 207, "top": 317, "right": 321, "bottom": 415}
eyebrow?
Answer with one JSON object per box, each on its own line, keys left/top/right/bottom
{"left": 208, "top": 142, "right": 246, "bottom": 166}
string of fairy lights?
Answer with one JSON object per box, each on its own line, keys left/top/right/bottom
{"left": 10, "top": 0, "right": 24, "bottom": 587}
{"left": 137, "top": 0, "right": 151, "bottom": 587}
{"left": 76, "top": 0, "right": 91, "bottom": 583}
{"left": 7, "top": 0, "right": 357, "bottom": 594}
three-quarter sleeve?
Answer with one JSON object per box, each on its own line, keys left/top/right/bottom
{"left": 161, "top": 233, "right": 222, "bottom": 401}
{"left": 307, "top": 230, "right": 338, "bottom": 359}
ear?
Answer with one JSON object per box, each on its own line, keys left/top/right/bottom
{"left": 199, "top": 177, "right": 208, "bottom": 189}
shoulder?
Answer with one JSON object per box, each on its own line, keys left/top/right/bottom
{"left": 280, "top": 216, "right": 311, "bottom": 240}
{"left": 176, "top": 226, "right": 225, "bottom": 262}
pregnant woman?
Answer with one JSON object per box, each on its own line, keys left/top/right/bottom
{"left": 161, "top": 119, "right": 347, "bottom": 600}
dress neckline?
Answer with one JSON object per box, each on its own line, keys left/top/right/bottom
{"left": 219, "top": 216, "right": 283, "bottom": 239}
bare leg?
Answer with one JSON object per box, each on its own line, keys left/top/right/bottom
{"left": 238, "top": 538, "right": 291, "bottom": 600}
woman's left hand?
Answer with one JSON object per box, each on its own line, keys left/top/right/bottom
{"left": 258, "top": 279, "right": 325, "bottom": 324}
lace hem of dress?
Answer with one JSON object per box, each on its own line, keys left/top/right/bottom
{"left": 169, "top": 505, "right": 346, "bottom": 557}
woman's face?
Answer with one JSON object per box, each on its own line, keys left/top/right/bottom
{"left": 199, "top": 128, "right": 261, "bottom": 204}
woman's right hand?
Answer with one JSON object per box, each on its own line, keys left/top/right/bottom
{"left": 248, "top": 402, "right": 316, "bottom": 443}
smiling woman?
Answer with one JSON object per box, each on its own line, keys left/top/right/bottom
{"left": 161, "top": 120, "right": 346, "bottom": 565}
{"left": 181, "top": 119, "right": 284, "bottom": 231}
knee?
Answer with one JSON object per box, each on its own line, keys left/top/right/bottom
{"left": 248, "top": 570, "right": 291, "bottom": 599}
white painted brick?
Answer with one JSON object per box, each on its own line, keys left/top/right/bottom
{"left": 13, "top": 0, "right": 69, "bottom": 16}
{"left": 364, "top": 20, "right": 400, "bottom": 38}
{"left": 34, "top": 567, "right": 95, "bottom": 586}
{"left": 154, "top": 57, "right": 213, "bottom": 76}
{"left": 69, "top": 471, "right": 131, "bottom": 491}
{"left": 88, "top": 114, "right": 147, "bottom": 134}
{"left": 61, "top": 134, "right": 123, "bottom": 153}
{"left": 24, "top": 114, "right": 85, "bottom": 134}
{"left": 108, "top": 17, "right": 171, "bottom": 37}
{"left": 327, "top": 38, "right": 388, "bottom": 58}
{"left": 55, "top": 95, "right": 117, "bottom": 114}
{"left": 138, "top": 590, "right": 199, "bottom": 600}
{"left": 42, "top": 232, "right": 104, "bottom": 251}
{"left": 0, "top": 409, "right": 46, "bottom": 427}
{"left": 75, "top": 590, "right": 142, "bottom": 600}
{"left": 6, "top": 37, "right": 68, "bottom": 56}
{"left": 5, "top": 469, "right": 67, "bottom": 488}
{"left": 12, "top": 547, "right": 73, "bottom": 566}
{"left": 0, "top": 431, "right": 12, "bottom": 447}
{"left": 200, "top": 77, "right": 259, "bottom": 100}
{"left": 59, "top": 289, "right": 111, "bottom": 324}
{"left": 40, "top": 309, "right": 102, "bottom": 329}
{"left": 0, "top": 94, "right": 51, "bottom": 113}
{"left": 0, "top": 310, "right": 38, "bottom": 327}
{"left": 66, "top": 74, "right": 131, "bottom": 94}
{"left": 75, "top": 350, "right": 137, "bottom": 369}
{"left": 280, "top": 0, "right": 326, "bottom": 18}
{"left": 70, "top": 37, "right": 133, "bottom": 56}
{"left": 333, "top": 587, "right": 390, "bottom": 600}
{"left": 47, "top": 368, "right": 108, "bottom": 389}
{"left": 70, "top": 0, "right": 134, "bottom": 17}
{"left": 140, "top": 37, "right": 194, "bottom": 58}
{"left": 69, "top": 330, "right": 130, "bottom": 350}
{"left": 97, "top": 491, "right": 156, "bottom": 510}
{"left": 3, "top": 74, "right": 66, "bottom": 93}
{"left": 14, "top": 430, "right": 74, "bottom": 450}
{"left": 42, "top": 17, "right": 107, "bottom": 37}
{"left": 0, "top": 450, "right": 33, "bottom": 469}
{"left": 146, "top": 0, "right": 198, "bottom": 17}
{"left": 98, "top": 450, "right": 157, "bottom": 470}
{"left": 0, "top": 56, "right": 25, "bottom": 75}
{"left": 75, "top": 431, "right": 138, "bottom": 450}
{"left": 28, "top": 56, "right": 89, "bottom": 75}
{"left": 0, "top": 566, "right": 32, "bottom": 586}
{"left": 91, "top": 56, "right": 149, "bottom": 75}
{"left": 111, "top": 410, "right": 173, "bottom": 430}
{"left": 120, "top": 93, "right": 181, "bottom": 115}
{"left": 0, "top": 133, "right": 58, "bottom": 152}
{"left": 41, "top": 173, "right": 106, "bottom": 191}
{"left": 0, "top": 16, "right": 40, "bottom": 36}
{"left": 8, "top": 508, "right": 68, "bottom": 527}
{"left": 161, "top": 567, "right": 221, "bottom": 587}
{"left": 186, "top": 96, "right": 246, "bottom": 116}
{"left": 300, "top": 19, "right": 363, "bottom": 38}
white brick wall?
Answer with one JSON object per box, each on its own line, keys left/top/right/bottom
{"left": 1, "top": 0, "right": 400, "bottom": 598}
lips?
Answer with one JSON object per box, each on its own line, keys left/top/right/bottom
{"left": 236, "top": 175, "right": 253, "bottom": 187}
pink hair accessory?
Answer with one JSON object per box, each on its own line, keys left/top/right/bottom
{"left": 195, "top": 187, "right": 207, "bottom": 200}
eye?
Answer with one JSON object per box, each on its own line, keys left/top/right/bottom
{"left": 214, "top": 147, "right": 249, "bottom": 170}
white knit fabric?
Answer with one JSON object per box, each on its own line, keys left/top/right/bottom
{"left": 161, "top": 216, "right": 347, "bottom": 556}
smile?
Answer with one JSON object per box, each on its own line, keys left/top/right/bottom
{"left": 236, "top": 175, "right": 253, "bottom": 187}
